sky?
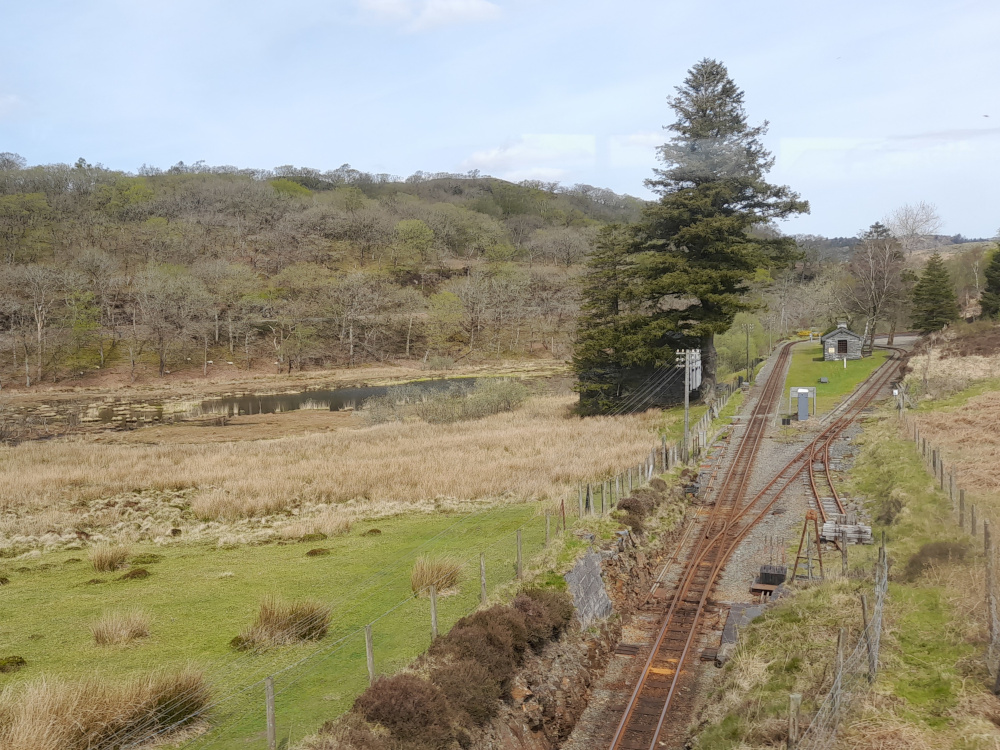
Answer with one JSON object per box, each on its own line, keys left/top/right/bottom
{"left": 1, "top": 0, "right": 998, "bottom": 238}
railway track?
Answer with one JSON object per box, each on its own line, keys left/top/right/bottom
{"left": 608, "top": 344, "right": 905, "bottom": 750}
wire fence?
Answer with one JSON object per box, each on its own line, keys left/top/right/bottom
{"left": 101, "top": 386, "right": 742, "bottom": 750}
{"left": 904, "top": 413, "right": 1000, "bottom": 689}
{"left": 796, "top": 540, "right": 889, "bottom": 750}
{"left": 572, "top": 381, "right": 740, "bottom": 520}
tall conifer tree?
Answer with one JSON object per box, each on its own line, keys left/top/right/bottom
{"left": 574, "top": 59, "right": 808, "bottom": 410}
{"left": 980, "top": 246, "right": 1000, "bottom": 319}
{"left": 910, "top": 252, "right": 959, "bottom": 332}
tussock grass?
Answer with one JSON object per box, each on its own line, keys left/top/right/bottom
{"left": 0, "top": 396, "right": 659, "bottom": 522}
{"left": 88, "top": 543, "right": 131, "bottom": 573}
{"left": 232, "top": 596, "right": 331, "bottom": 651}
{"left": 0, "top": 669, "right": 209, "bottom": 750}
{"left": 410, "top": 556, "right": 461, "bottom": 595}
{"left": 279, "top": 510, "right": 352, "bottom": 540}
{"left": 91, "top": 609, "right": 151, "bottom": 646}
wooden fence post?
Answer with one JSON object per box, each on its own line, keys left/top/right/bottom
{"left": 480, "top": 553, "right": 487, "bottom": 605}
{"left": 940, "top": 461, "right": 946, "bottom": 490}
{"left": 787, "top": 693, "right": 801, "bottom": 750}
{"left": 516, "top": 529, "right": 523, "bottom": 580}
{"left": 545, "top": 513, "right": 550, "bottom": 546}
{"left": 833, "top": 628, "right": 845, "bottom": 716}
{"left": 972, "top": 505, "right": 978, "bottom": 536}
{"left": 430, "top": 584, "right": 438, "bottom": 640}
{"left": 586, "top": 484, "right": 592, "bottom": 515}
{"left": 841, "top": 528, "right": 848, "bottom": 577}
{"left": 364, "top": 624, "right": 375, "bottom": 684}
{"left": 265, "top": 676, "right": 276, "bottom": 750}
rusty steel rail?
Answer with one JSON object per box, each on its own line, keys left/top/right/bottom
{"left": 609, "top": 345, "right": 904, "bottom": 750}
{"left": 609, "top": 342, "right": 795, "bottom": 750}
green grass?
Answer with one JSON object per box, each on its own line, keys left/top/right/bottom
{"left": 0, "top": 504, "right": 547, "bottom": 749}
{"left": 782, "top": 343, "right": 890, "bottom": 415}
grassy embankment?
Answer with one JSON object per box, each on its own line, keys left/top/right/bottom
{"left": 691, "top": 408, "right": 1000, "bottom": 749}
{"left": 781, "top": 342, "right": 890, "bottom": 416}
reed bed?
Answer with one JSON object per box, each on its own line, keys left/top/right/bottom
{"left": 0, "top": 669, "right": 209, "bottom": 750}
{"left": 90, "top": 609, "right": 151, "bottom": 646}
{"left": 410, "top": 555, "right": 462, "bottom": 595}
{"left": 0, "top": 396, "right": 661, "bottom": 522}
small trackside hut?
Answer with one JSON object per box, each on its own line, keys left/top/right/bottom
{"left": 820, "top": 323, "right": 863, "bottom": 361}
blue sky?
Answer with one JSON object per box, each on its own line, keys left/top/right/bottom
{"left": 1, "top": 0, "right": 998, "bottom": 237}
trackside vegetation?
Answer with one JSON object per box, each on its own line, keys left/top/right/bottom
{"left": 690, "top": 412, "right": 1000, "bottom": 749}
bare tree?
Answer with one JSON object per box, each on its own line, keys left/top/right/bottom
{"left": 885, "top": 201, "right": 943, "bottom": 254}
{"left": 841, "top": 223, "right": 905, "bottom": 354}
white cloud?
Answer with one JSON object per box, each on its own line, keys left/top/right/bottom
{"left": 356, "top": 0, "right": 413, "bottom": 23}
{"left": 777, "top": 127, "right": 1000, "bottom": 182}
{"left": 356, "top": 0, "right": 500, "bottom": 30}
{"left": 608, "top": 132, "right": 661, "bottom": 168}
{"left": 461, "top": 134, "right": 595, "bottom": 182}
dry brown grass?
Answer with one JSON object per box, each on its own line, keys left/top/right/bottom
{"left": 0, "top": 395, "right": 660, "bottom": 522}
{"left": 90, "top": 609, "right": 151, "bottom": 646}
{"left": 0, "top": 669, "right": 209, "bottom": 750}
{"left": 278, "top": 509, "right": 352, "bottom": 540}
{"left": 88, "top": 543, "right": 131, "bottom": 572}
{"left": 410, "top": 556, "right": 462, "bottom": 595}
{"left": 913, "top": 391, "right": 1000, "bottom": 518}
{"left": 232, "top": 595, "right": 331, "bottom": 651}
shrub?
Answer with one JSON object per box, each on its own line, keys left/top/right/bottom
{"left": 430, "top": 659, "right": 501, "bottom": 726}
{"left": 308, "top": 712, "right": 401, "bottom": 750}
{"left": 91, "top": 609, "right": 151, "bottom": 646}
{"left": 232, "top": 595, "right": 330, "bottom": 651}
{"left": 411, "top": 556, "right": 461, "bottom": 595}
{"left": 353, "top": 674, "right": 453, "bottom": 749}
{"left": 513, "top": 587, "right": 574, "bottom": 648}
{"left": 0, "top": 669, "right": 209, "bottom": 750}
{"left": 903, "top": 541, "right": 969, "bottom": 581}
{"left": 88, "top": 543, "right": 131, "bottom": 573}
{"left": 429, "top": 605, "right": 528, "bottom": 688}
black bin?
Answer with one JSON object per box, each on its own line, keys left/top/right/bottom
{"left": 759, "top": 564, "right": 787, "bottom": 586}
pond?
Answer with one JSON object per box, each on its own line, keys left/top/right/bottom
{"left": 85, "top": 377, "right": 481, "bottom": 424}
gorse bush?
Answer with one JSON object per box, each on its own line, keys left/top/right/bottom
{"left": 91, "top": 609, "right": 151, "bottom": 646}
{"left": 88, "top": 543, "right": 131, "bottom": 573}
{"left": 231, "top": 595, "right": 330, "bottom": 651}
{"left": 0, "top": 669, "right": 209, "bottom": 750}
{"left": 410, "top": 556, "right": 462, "bottom": 595}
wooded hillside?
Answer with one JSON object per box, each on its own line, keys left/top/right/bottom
{"left": 0, "top": 155, "right": 643, "bottom": 386}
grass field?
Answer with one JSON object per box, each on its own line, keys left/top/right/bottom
{"left": 782, "top": 343, "right": 890, "bottom": 415}
{"left": 0, "top": 503, "right": 547, "bottom": 749}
